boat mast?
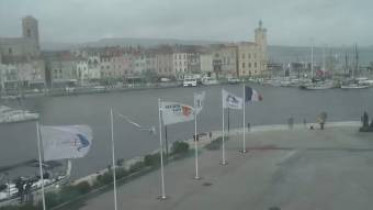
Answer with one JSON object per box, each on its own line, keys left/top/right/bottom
{"left": 322, "top": 45, "right": 326, "bottom": 72}
{"left": 311, "top": 40, "right": 314, "bottom": 78}
{"left": 354, "top": 44, "right": 359, "bottom": 78}
{"left": 345, "top": 51, "right": 349, "bottom": 76}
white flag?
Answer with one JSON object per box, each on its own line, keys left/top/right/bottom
{"left": 194, "top": 91, "right": 206, "bottom": 115}
{"left": 40, "top": 125, "right": 93, "bottom": 161}
{"left": 222, "top": 89, "right": 243, "bottom": 110}
{"left": 160, "top": 101, "right": 194, "bottom": 125}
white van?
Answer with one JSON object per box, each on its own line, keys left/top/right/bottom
{"left": 183, "top": 78, "right": 198, "bottom": 87}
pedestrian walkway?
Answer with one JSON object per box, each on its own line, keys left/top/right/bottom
{"left": 79, "top": 125, "right": 373, "bottom": 210}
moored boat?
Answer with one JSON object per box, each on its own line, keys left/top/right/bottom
{"left": 0, "top": 105, "right": 39, "bottom": 124}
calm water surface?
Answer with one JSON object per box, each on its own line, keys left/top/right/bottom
{"left": 1, "top": 84, "right": 372, "bottom": 178}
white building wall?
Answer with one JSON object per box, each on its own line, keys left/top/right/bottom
{"left": 173, "top": 53, "right": 190, "bottom": 76}
{"left": 200, "top": 54, "right": 213, "bottom": 73}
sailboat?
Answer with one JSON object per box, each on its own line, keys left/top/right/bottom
{"left": 340, "top": 44, "right": 371, "bottom": 89}
{"left": 301, "top": 43, "right": 334, "bottom": 90}
{"left": 0, "top": 160, "right": 71, "bottom": 202}
{"left": 0, "top": 105, "right": 39, "bottom": 124}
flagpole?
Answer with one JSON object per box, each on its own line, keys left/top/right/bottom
{"left": 242, "top": 84, "right": 247, "bottom": 153}
{"left": 110, "top": 108, "right": 118, "bottom": 210}
{"left": 222, "top": 103, "right": 226, "bottom": 165}
{"left": 36, "top": 121, "right": 46, "bottom": 210}
{"left": 194, "top": 111, "right": 200, "bottom": 179}
{"left": 158, "top": 98, "right": 167, "bottom": 199}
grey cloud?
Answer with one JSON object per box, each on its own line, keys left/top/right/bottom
{"left": 0, "top": 0, "right": 372, "bottom": 46}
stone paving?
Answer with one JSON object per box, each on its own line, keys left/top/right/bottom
{"left": 79, "top": 123, "right": 373, "bottom": 210}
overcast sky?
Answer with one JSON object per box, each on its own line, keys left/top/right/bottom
{"left": 0, "top": 0, "right": 372, "bottom": 46}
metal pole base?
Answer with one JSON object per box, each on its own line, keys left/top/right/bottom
{"left": 194, "top": 176, "right": 201, "bottom": 180}
{"left": 157, "top": 195, "right": 168, "bottom": 200}
{"left": 220, "top": 161, "right": 228, "bottom": 166}
{"left": 239, "top": 149, "right": 248, "bottom": 154}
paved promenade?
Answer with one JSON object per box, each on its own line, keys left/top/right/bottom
{"left": 79, "top": 123, "right": 373, "bottom": 210}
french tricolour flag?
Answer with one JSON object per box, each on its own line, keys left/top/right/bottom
{"left": 245, "top": 86, "right": 262, "bottom": 102}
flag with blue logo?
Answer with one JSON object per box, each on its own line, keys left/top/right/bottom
{"left": 40, "top": 125, "right": 93, "bottom": 161}
{"left": 222, "top": 89, "right": 243, "bottom": 109}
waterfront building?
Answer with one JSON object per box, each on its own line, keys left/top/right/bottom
{"left": 212, "top": 44, "right": 238, "bottom": 77}
{"left": 0, "top": 16, "right": 40, "bottom": 58}
{"left": 133, "top": 54, "right": 147, "bottom": 76}
{"left": 237, "top": 20, "right": 268, "bottom": 77}
{"left": 76, "top": 56, "right": 101, "bottom": 84}
{"left": 0, "top": 59, "right": 45, "bottom": 90}
{"left": 173, "top": 51, "right": 191, "bottom": 77}
{"left": 0, "top": 64, "right": 18, "bottom": 90}
{"left": 145, "top": 52, "right": 157, "bottom": 75}
{"left": 45, "top": 52, "right": 79, "bottom": 87}
{"left": 200, "top": 54, "right": 214, "bottom": 75}
{"left": 189, "top": 53, "right": 201, "bottom": 74}
{"left": 100, "top": 55, "right": 115, "bottom": 79}
{"left": 155, "top": 47, "right": 174, "bottom": 78}
{"left": 112, "top": 54, "right": 132, "bottom": 78}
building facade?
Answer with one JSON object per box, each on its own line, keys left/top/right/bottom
{"left": 156, "top": 53, "right": 173, "bottom": 77}
{"left": 173, "top": 52, "right": 190, "bottom": 77}
{"left": 0, "top": 16, "right": 40, "bottom": 58}
{"left": 237, "top": 21, "right": 268, "bottom": 77}
{"left": 212, "top": 44, "right": 238, "bottom": 77}
{"left": 200, "top": 54, "right": 213, "bottom": 74}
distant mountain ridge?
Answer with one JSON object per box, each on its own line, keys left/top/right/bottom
{"left": 41, "top": 38, "right": 224, "bottom": 51}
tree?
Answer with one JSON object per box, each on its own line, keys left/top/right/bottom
{"left": 171, "top": 141, "right": 189, "bottom": 155}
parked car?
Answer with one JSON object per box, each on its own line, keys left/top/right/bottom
{"left": 183, "top": 78, "right": 198, "bottom": 87}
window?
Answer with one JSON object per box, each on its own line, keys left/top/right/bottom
{"left": 249, "top": 63, "right": 251, "bottom": 68}
{"left": 254, "top": 62, "right": 257, "bottom": 68}
{"left": 8, "top": 48, "right": 12, "bottom": 55}
{"left": 242, "top": 63, "right": 245, "bottom": 68}
{"left": 248, "top": 53, "right": 251, "bottom": 59}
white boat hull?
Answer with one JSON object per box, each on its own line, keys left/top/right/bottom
{"left": 340, "top": 85, "right": 370, "bottom": 89}
{"left": 0, "top": 105, "right": 39, "bottom": 124}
